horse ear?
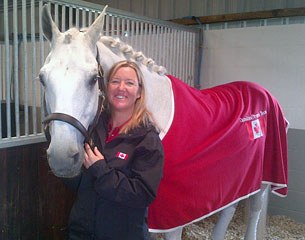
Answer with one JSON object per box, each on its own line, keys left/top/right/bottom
{"left": 41, "top": 5, "right": 61, "bottom": 42}
{"left": 86, "top": 5, "right": 108, "bottom": 45}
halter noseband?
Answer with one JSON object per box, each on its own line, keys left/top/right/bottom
{"left": 42, "top": 61, "right": 106, "bottom": 148}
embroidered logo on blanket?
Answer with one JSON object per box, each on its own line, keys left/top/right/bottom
{"left": 241, "top": 110, "right": 267, "bottom": 140}
{"left": 116, "top": 152, "right": 129, "bottom": 160}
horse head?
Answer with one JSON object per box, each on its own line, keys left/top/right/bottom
{"left": 39, "top": 5, "right": 108, "bottom": 177}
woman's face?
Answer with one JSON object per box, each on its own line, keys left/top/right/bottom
{"left": 107, "top": 66, "right": 141, "bottom": 115}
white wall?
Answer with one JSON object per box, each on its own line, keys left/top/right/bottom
{"left": 201, "top": 24, "right": 305, "bottom": 130}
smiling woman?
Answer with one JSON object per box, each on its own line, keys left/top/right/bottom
{"left": 64, "top": 59, "right": 164, "bottom": 240}
{"left": 107, "top": 64, "right": 141, "bottom": 122}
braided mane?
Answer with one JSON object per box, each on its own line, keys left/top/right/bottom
{"left": 100, "top": 36, "right": 167, "bottom": 75}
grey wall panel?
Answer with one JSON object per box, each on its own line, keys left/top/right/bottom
{"left": 287, "top": 0, "right": 305, "bottom": 8}
{"left": 159, "top": 0, "right": 174, "bottom": 20}
{"left": 173, "top": 0, "right": 190, "bottom": 18}
{"left": 83, "top": 0, "right": 305, "bottom": 20}
{"left": 131, "top": 0, "right": 145, "bottom": 16}
{"left": 144, "top": 0, "right": 159, "bottom": 19}
{"left": 269, "top": 129, "right": 305, "bottom": 224}
{"left": 288, "top": 148, "right": 305, "bottom": 171}
{"left": 117, "top": 0, "right": 132, "bottom": 12}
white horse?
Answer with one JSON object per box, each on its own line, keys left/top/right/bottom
{"left": 40, "top": 5, "right": 288, "bottom": 240}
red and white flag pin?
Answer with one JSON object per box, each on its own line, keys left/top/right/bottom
{"left": 116, "top": 152, "right": 129, "bottom": 160}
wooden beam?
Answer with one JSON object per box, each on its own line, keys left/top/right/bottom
{"left": 170, "top": 7, "right": 305, "bottom": 25}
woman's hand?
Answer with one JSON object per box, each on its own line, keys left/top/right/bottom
{"left": 83, "top": 143, "right": 104, "bottom": 169}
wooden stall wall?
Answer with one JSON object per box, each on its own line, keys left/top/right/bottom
{"left": 0, "top": 143, "right": 75, "bottom": 240}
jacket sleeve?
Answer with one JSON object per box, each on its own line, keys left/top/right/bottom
{"left": 87, "top": 131, "right": 164, "bottom": 208}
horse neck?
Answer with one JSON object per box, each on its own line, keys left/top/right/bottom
{"left": 138, "top": 68, "right": 174, "bottom": 139}
{"left": 96, "top": 40, "right": 174, "bottom": 139}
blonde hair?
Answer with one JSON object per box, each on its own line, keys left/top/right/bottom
{"left": 106, "top": 60, "right": 155, "bottom": 134}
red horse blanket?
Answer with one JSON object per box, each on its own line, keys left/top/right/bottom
{"left": 148, "top": 75, "right": 288, "bottom": 231}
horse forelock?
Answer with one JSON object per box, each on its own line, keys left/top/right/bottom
{"left": 100, "top": 36, "right": 167, "bottom": 75}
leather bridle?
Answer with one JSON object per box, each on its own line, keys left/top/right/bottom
{"left": 42, "top": 58, "right": 106, "bottom": 148}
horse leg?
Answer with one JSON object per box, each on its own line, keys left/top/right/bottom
{"left": 245, "top": 184, "right": 269, "bottom": 240}
{"left": 149, "top": 232, "right": 158, "bottom": 240}
{"left": 163, "top": 227, "right": 183, "bottom": 240}
{"left": 211, "top": 203, "right": 238, "bottom": 240}
{"left": 149, "top": 228, "right": 183, "bottom": 240}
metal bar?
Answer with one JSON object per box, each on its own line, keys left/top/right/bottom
{"left": 190, "top": 32, "right": 195, "bottom": 86}
{"left": 22, "top": 0, "right": 29, "bottom": 136}
{"left": 0, "top": 46, "right": 2, "bottom": 100}
{"left": 182, "top": 32, "right": 189, "bottom": 82}
{"left": 192, "top": 32, "right": 198, "bottom": 87}
{"left": 148, "top": 23, "right": 153, "bottom": 58}
{"left": 0, "top": 3, "right": 5, "bottom": 138}
{"left": 177, "top": 30, "right": 182, "bottom": 79}
{"left": 31, "top": 0, "right": 37, "bottom": 134}
{"left": 161, "top": 26, "right": 167, "bottom": 68}
{"left": 172, "top": 29, "right": 178, "bottom": 76}
{"left": 181, "top": 31, "right": 186, "bottom": 82}
{"left": 62, "top": 5, "right": 66, "bottom": 32}
{"left": 143, "top": 22, "right": 148, "bottom": 56}
{"left": 152, "top": 24, "right": 157, "bottom": 63}
{"left": 121, "top": 18, "right": 125, "bottom": 39}
{"left": 4, "top": 0, "right": 11, "bottom": 139}
{"left": 133, "top": 21, "right": 140, "bottom": 51}
{"left": 145, "top": 23, "right": 150, "bottom": 58}
{"left": 13, "top": 0, "right": 20, "bottom": 137}
{"left": 82, "top": 8, "right": 86, "bottom": 28}
{"left": 104, "top": 14, "right": 109, "bottom": 36}
{"left": 75, "top": 8, "right": 79, "bottom": 28}
{"left": 39, "top": 1, "right": 46, "bottom": 128}
{"left": 169, "top": 29, "right": 175, "bottom": 75}
{"left": 111, "top": 15, "right": 115, "bottom": 37}
{"left": 0, "top": 134, "right": 46, "bottom": 149}
{"left": 156, "top": 25, "right": 161, "bottom": 66}
{"left": 54, "top": 3, "right": 59, "bottom": 26}
{"left": 0, "top": 46, "right": 2, "bottom": 138}
{"left": 184, "top": 31, "right": 189, "bottom": 85}
{"left": 184, "top": 31, "right": 189, "bottom": 83}
{"left": 69, "top": 6, "right": 73, "bottom": 28}
{"left": 139, "top": 22, "right": 144, "bottom": 51}
{"left": 116, "top": 17, "right": 120, "bottom": 37}
{"left": 179, "top": 30, "right": 183, "bottom": 79}
{"left": 88, "top": 11, "right": 92, "bottom": 25}
{"left": 129, "top": 19, "right": 132, "bottom": 44}
{"left": 165, "top": 28, "right": 171, "bottom": 74}
{"left": 189, "top": 32, "right": 194, "bottom": 85}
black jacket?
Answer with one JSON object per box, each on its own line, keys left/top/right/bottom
{"left": 65, "top": 113, "right": 164, "bottom": 240}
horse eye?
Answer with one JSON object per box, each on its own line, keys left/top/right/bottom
{"left": 90, "top": 75, "right": 100, "bottom": 85}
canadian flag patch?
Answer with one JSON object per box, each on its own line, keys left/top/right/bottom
{"left": 116, "top": 152, "right": 129, "bottom": 160}
{"left": 251, "top": 119, "right": 263, "bottom": 139}
{"left": 246, "top": 118, "right": 265, "bottom": 140}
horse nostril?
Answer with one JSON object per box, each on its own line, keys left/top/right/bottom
{"left": 72, "top": 152, "right": 80, "bottom": 165}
